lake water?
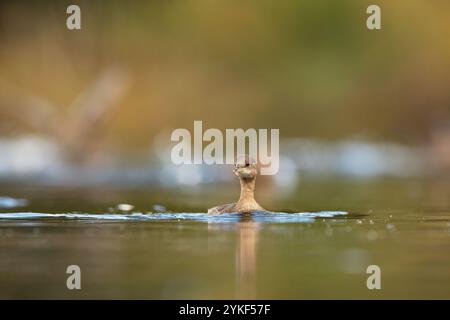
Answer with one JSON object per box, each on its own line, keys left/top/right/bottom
{"left": 0, "top": 178, "right": 449, "bottom": 299}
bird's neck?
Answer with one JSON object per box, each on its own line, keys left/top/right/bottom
{"left": 238, "top": 177, "right": 256, "bottom": 203}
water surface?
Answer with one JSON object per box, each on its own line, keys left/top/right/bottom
{"left": 0, "top": 178, "right": 449, "bottom": 299}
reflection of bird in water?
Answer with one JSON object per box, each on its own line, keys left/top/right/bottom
{"left": 235, "top": 220, "right": 258, "bottom": 299}
{"left": 208, "top": 156, "right": 265, "bottom": 214}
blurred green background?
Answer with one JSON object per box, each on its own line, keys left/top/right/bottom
{"left": 1, "top": 1, "right": 450, "bottom": 142}
{"left": 0, "top": 0, "right": 450, "bottom": 179}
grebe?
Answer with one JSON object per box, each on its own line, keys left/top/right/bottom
{"left": 208, "top": 156, "right": 265, "bottom": 214}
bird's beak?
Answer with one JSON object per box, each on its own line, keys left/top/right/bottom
{"left": 234, "top": 167, "right": 245, "bottom": 175}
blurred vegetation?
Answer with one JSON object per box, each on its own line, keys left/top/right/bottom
{"left": 1, "top": 0, "right": 450, "bottom": 150}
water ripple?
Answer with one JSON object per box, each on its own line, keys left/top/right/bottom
{"left": 0, "top": 211, "right": 347, "bottom": 223}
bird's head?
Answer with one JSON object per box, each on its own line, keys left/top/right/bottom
{"left": 233, "top": 155, "right": 258, "bottom": 179}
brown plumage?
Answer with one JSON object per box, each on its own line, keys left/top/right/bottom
{"left": 208, "top": 157, "right": 265, "bottom": 214}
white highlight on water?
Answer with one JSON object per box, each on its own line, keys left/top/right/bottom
{"left": 0, "top": 197, "right": 28, "bottom": 208}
